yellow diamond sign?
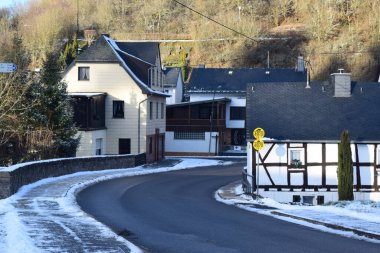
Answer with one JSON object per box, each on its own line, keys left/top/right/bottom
{"left": 253, "top": 139, "right": 264, "bottom": 151}
{"left": 253, "top": 128, "right": 265, "bottom": 139}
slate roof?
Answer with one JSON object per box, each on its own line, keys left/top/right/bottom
{"left": 75, "top": 36, "right": 119, "bottom": 62}
{"left": 163, "top": 67, "right": 181, "bottom": 87}
{"left": 68, "top": 35, "right": 168, "bottom": 97}
{"left": 246, "top": 81, "right": 380, "bottom": 142}
{"left": 115, "top": 42, "right": 159, "bottom": 65}
{"left": 188, "top": 68, "right": 307, "bottom": 93}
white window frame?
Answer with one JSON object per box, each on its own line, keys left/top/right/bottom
{"left": 95, "top": 138, "right": 102, "bottom": 155}
{"left": 288, "top": 148, "right": 305, "bottom": 167}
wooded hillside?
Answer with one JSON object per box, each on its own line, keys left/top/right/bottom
{"left": 1, "top": 0, "right": 380, "bottom": 81}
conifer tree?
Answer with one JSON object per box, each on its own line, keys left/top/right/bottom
{"left": 337, "top": 130, "right": 354, "bottom": 201}
{"left": 26, "top": 52, "right": 79, "bottom": 159}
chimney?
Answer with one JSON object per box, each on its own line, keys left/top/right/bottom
{"left": 296, "top": 56, "right": 305, "bottom": 72}
{"left": 331, "top": 69, "right": 351, "bottom": 97}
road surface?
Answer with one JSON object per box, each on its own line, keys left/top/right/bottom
{"left": 78, "top": 161, "right": 379, "bottom": 253}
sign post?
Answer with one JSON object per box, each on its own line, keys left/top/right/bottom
{"left": 252, "top": 128, "right": 265, "bottom": 198}
{"left": 0, "top": 63, "right": 17, "bottom": 73}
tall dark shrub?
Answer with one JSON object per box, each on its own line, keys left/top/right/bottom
{"left": 337, "top": 130, "right": 354, "bottom": 201}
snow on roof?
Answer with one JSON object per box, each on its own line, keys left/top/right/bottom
{"left": 68, "top": 92, "right": 106, "bottom": 97}
{"left": 104, "top": 36, "right": 169, "bottom": 97}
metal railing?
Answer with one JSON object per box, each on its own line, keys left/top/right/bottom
{"left": 242, "top": 168, "right": 254, "bottom": 194}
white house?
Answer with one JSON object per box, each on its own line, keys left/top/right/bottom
{"left": 163, "top": 67, "right": 183, "bottom": 104}
{"left": 246, "top": 71, "right": 380, "bottom": 203}
{"left": 164, "top": 64, "right": 307, "bottom": 156}
{"left": 63, "top": 35, "right": 169, "bottom": 163}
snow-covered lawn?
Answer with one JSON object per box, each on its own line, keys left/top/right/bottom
{"left": 0, "top": 158, "right": 229, "bottom": 253}
{"left": 216, "top": 184, "right": 380, "bottom": 243}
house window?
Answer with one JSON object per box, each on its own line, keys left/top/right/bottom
{"left": 119, "top": 139, "right": 131, "bottom": 154}
{"left": 174, "top": 132, "right": 205, "bottom": 140}
{"left": 289, "top": 148, "right": 304, "bottom": 167}
{"left": 150, "top": 102, "right": 153, "bottom": 120}
{"left": 95, "top": 138, "right": 102, "bottom": 155}
{"left": 230, "top": 107, "right": 245, "bottom": 120}
{"left": 161, "top": 103, "right": 164, "bottom": 119}
{"left": 78, "top": 67, "right": 90, "bottom": 80}
{"left": 156, "top": 102, "right": 159, "bottom": 119}
{"left": 113, "top": 101, "right": 124, "bottom": 118}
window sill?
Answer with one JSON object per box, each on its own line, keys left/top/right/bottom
{"left": 113, "top": 117, "right": 125, "bottom": 119}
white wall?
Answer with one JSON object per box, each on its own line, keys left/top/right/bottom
{"left": 165, "top": 131, "right": 218, "bottom": 154}
{"left": 76, "top": 130, "right": 107, "bottom": 157}
{"left": 64, "top": 62, "right": 166, "bottom": 156}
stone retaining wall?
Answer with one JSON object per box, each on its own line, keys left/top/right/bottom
{"left": 0, "top": 153, "right": 146, "bottom": 199}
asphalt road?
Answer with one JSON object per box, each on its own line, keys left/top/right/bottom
{"left": 77, "top": 161, "right": 379, "bottom": 253}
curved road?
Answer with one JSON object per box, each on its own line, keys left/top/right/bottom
{"left": 77, "top": 162, "right": 379, "bottom": 253}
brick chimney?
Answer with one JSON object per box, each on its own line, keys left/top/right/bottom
{"left": 331, "top": 69, "right": 351, "bottom": 97}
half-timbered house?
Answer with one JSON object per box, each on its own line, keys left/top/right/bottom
{"left": 246, "top": 71, "right": 380, "bottom": 203}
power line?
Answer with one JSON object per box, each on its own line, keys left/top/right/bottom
{"left": 171, "top": 0, "right": 258, "bottom": 43}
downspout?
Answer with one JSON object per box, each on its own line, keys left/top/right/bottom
{"left": 138, "top": 94, "right": 151, "bottom": 154}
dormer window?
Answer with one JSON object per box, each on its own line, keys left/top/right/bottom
{"left": 78, "top": 67, "right": 90, "bottom": 80}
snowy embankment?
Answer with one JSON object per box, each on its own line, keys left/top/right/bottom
{"left": 216, "top": 184, "right": 380, "bottom": 243}
{"left": 0, "top": 158, "right": 229, "bottom": 253}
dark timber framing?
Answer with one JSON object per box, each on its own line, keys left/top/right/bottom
{"left": 250, "top": 141, "right": 380, "bottom": 192}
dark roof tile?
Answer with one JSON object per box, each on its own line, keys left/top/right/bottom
{"left": 188, "top": 68, "right": 307, "bottom": 92}
{"left": 246, "top": 81, "right": 380, "bottom": 142}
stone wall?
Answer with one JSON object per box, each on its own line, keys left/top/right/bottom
{"left": 0, "top": 153, "right": 146, "bottom": 199}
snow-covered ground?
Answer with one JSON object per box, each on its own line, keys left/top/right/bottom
{"left": 216, "top": 184, "right": 380, "bottom": 243}
{"left": 0, "top": 158, "right": 229, "bottom": 253}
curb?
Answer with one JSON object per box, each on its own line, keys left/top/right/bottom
{"left": 218, "top": 182, "right": 380, "bottom": 242}
{"left": 271, "top": 211, "right": 380, "bottom": 241}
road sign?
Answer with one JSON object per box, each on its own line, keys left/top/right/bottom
{"left": 253, "top": 128, "right": 265, "bottom": 139}
{"left": 253, "top": 139, "right": 264, "bottom": 150}
{"left": 0, "top": 63, "right": 17, "bottom": 73}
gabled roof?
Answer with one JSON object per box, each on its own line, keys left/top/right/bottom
{"left": 188, "top": 68, "right": 307, "bottom": 93}
{"left": 75, "top": 36, "right": 119, "bottom": 62}
{"left": 246, "top": 81, "right": 380, "bottom": 142}
{"left": 164, "top": 67, "right": 181, "bottom": 87}
{"left": 115, "top": 42, "right": 159, "bottom": 65}
{"left": 68, "top": 35, "right": 168, "bottom": 97}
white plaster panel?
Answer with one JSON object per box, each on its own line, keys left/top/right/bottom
{"left": 307, "top": 144, "right": 322, "bottom": 163}
{"left": 307, "top": 166, "right": 322, "bottom": 185}
{"left": 359, "top": 166, "right": 373, "bottom": 186}
{"left": 326, "top": 144, "right": 338, "bottom": 163}
{"left": 266, "top": 166, "right": 288, "bottom": 185}
{"left": 357, "top": 144, "right": 374, "bottom": 163}
{"left": 265, "top": 144, "right": 287, "bottom": 163}
{"left": 290, "top": 173, "right": 303, "bottom": 185}
{"left": 258, "top": 166, "right": 272, "bottom": 185}
{"left": 326, "top": 165, "right": 338, "bottom": 185}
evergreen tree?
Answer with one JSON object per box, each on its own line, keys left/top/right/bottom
{"left": 26, "top": 52, "right": 79, "bottom": 159}
{"left": 337, "top": 130, "right": 354, "bottom": 201}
